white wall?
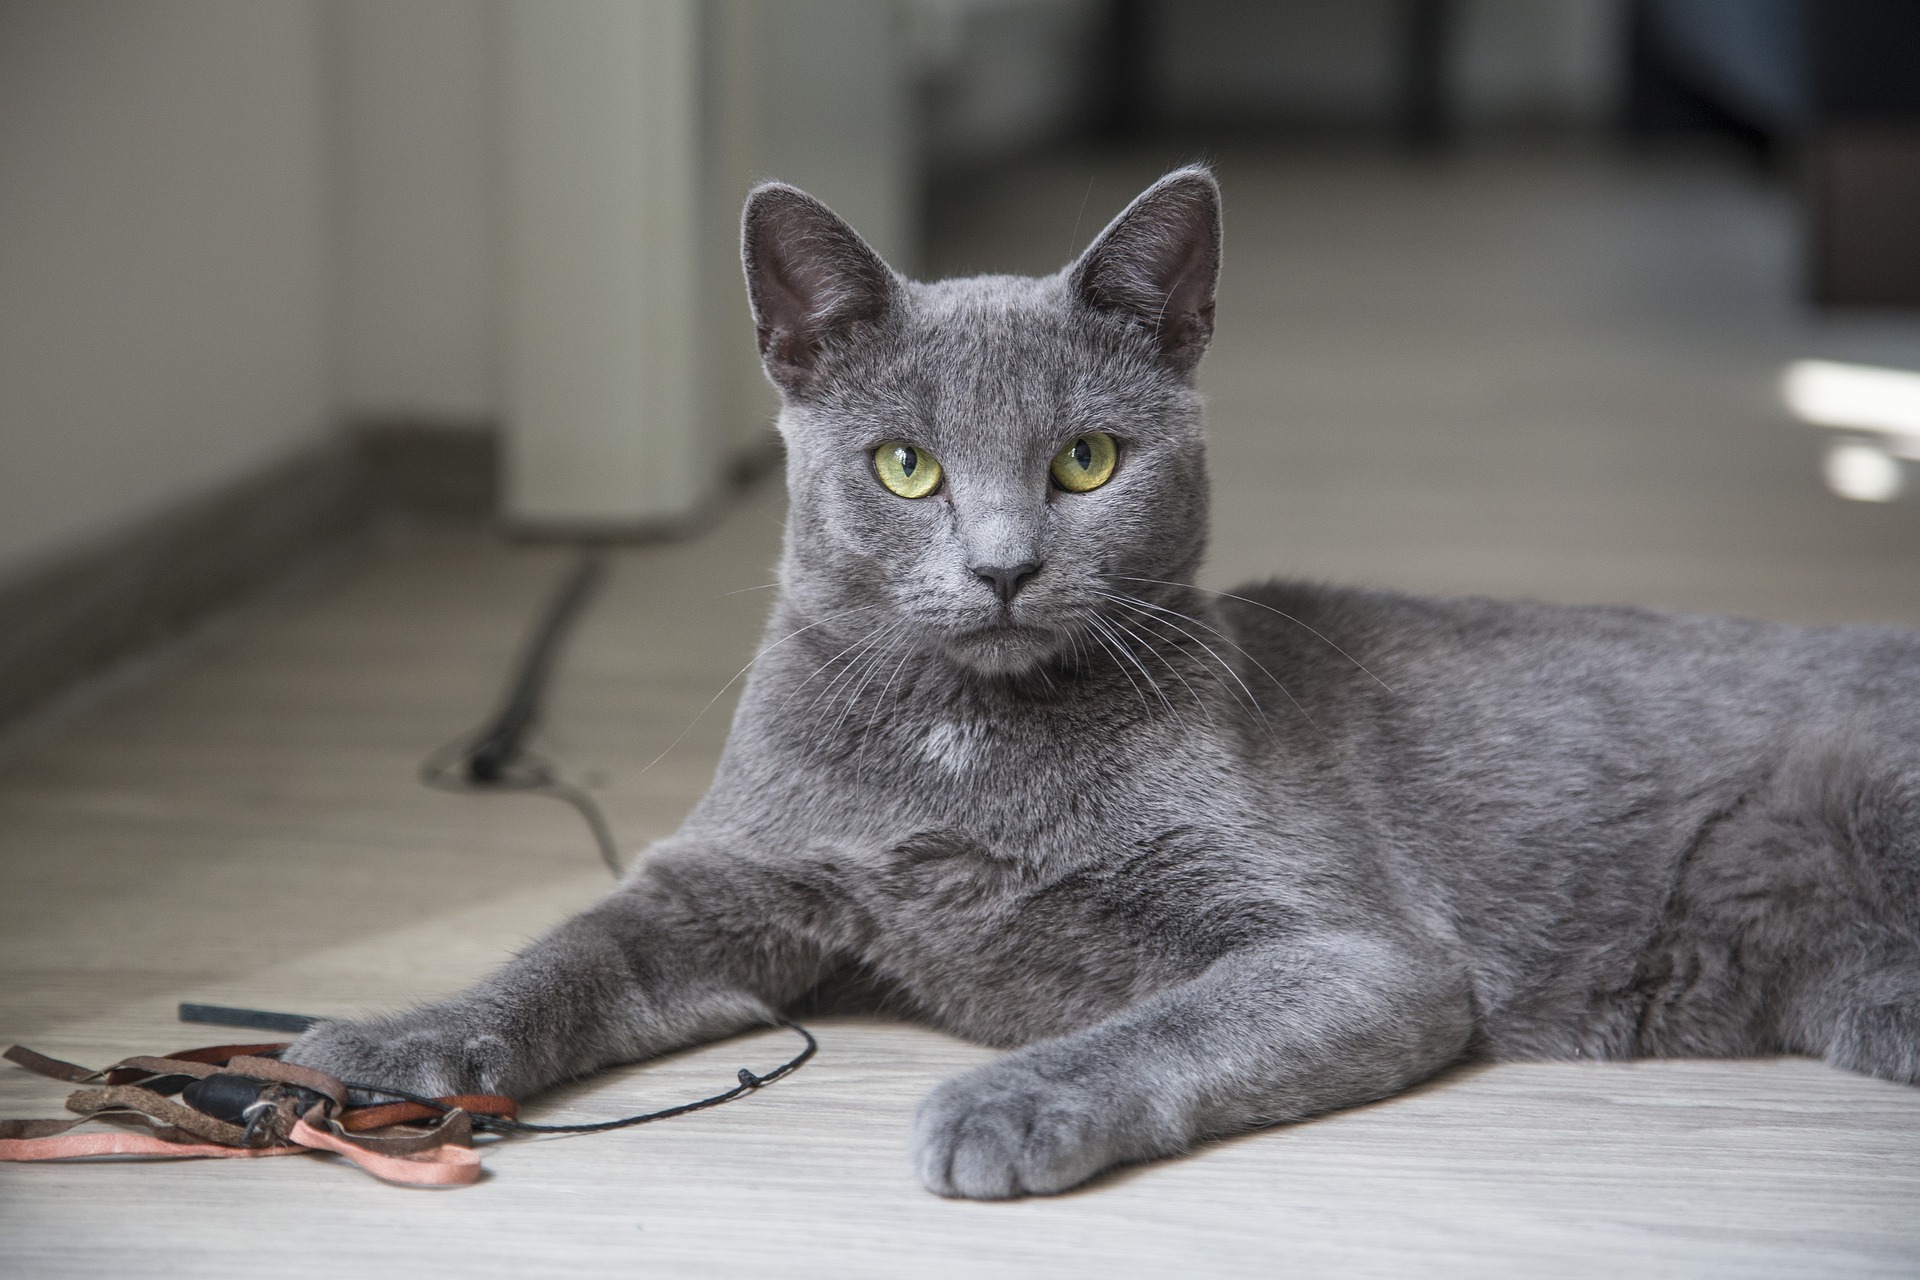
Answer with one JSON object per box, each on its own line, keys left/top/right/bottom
{"left": 751, "top": 1, "right": 919, "bottom": 271}
{"left": 0, "top": 0, "right": 334, "bottom": 579}
{"left": 330, "top": 0, "right": 496, "bottom": 424}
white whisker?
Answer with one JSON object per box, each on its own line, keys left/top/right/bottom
{"left": 1102, "top": 608, "right": 1211, "bottom": 727}
{"left": 1113, "top": 575, "right": 1397, "bottom": 694}
{"left": 1101, "top": 589, "right": 1327, "bottom": 743}
{"left": 1077, "top": 612, "right": 1150, "bottom": 711}
{"left": 1089, "top": 613, "right": 1176, "bottom": 718}
{"left": 799, "top": 620, "right": 906, "bottom": 756}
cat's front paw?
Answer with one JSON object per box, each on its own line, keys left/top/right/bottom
{"left": 911, "top": 1060, "right": 1149, "bottom": 1199}
{"left": 282, "top": 1013, "right": 520, "bottom": 1102}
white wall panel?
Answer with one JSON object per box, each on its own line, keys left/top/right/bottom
{"left": 498, "top": 0, "right": 705, "bottom": 529}
{"left": 331, "top": 0, "right": 496, "bottom": 423}
{"left": 0, "top": 0, "right": 333, "bottom": 578}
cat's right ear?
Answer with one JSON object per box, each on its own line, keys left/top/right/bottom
{"left": 741, "top": 183, "right": 894, "bottom": 395}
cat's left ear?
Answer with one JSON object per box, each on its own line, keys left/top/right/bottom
{"left": 1069, "top": 166, "right": 1221, "bottom": 377}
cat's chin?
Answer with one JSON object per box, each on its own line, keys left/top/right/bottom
{"left": 944, "top": 625, "right": 1061, "bottom": 677}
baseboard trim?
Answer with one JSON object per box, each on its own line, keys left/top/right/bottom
{"left": 0, "top": 419, "right": 512, "bottom": 734}
{"left": 0, "top": 441, "right": 367, "bottom": 730}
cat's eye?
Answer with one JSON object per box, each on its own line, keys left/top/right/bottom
{"left": 1049, "top": 432, "right": 1119, "bottom": 492}
{"left": 873, "top": 442, "right": 943, "bottom": 499}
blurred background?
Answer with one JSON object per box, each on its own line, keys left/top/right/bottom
{"left": 3, "top": 0, "right": 1920, "bottom": 738}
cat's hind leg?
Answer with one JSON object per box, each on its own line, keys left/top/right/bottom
{"left": 1756, "top": 739, "right": 1920, "bottom": 1085}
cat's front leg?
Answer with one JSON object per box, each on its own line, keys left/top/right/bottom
{"left": 911, "top": 931, "right": 1474, "bottom": 1198}
{"left": 284, "top": 846, "right": 835, "bottom": 1100}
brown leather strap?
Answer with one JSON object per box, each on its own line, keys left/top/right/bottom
{"left": 109, "top": 1056, "right": 219, "bottom": 1081}
{"left": 4, "top": 1045, "right": 100, "bottom": 1084}
{"left": 0, "top": 1116, "right": 90, "bottom": 1140}
{"left": 340, "top": 1094, "right": 518, "bottom": 1132}
{"left": 105, "top": 1043, "right": 290, "bottom": 1086}
{"left": 2, "top": 1107, "right": 238, "bottom": 1147}
{"left": 323, "top": 1109, "right": 473, "bottom": 1155}
{"left": 163, "top": 1042, "right": 292, "bottom": 1063}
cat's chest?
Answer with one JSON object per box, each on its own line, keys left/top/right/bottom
{"left": 847, "top": 823, "right": 1264, "bottom": 1043}
{"left": 875, "top": 707, "right": 1205, "bottom": 852}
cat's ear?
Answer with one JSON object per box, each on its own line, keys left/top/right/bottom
{"left": 741, "top": 183, "right": 894, "bottom": 395}
{"left": 1069, "top": 166, "right": 1221, "bottom": 376}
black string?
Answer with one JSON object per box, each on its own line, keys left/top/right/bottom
{"left": 341, "top": 1022, "right": 818, "bottom": 1136}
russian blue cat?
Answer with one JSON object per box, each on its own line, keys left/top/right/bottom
{"left": 289, "top": 168, "right": 1920, "bottom": 1199}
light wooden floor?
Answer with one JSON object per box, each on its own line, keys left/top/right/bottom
{"left": 4, "top": 140, "right": 1920, "bottom": 1277}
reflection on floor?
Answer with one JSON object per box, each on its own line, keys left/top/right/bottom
{"left": 4, "top": 141, "right": 1918, "bottom": 1276}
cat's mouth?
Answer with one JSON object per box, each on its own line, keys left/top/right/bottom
{"left": 944, "top": 620, "right": 1061, "bottom": 675}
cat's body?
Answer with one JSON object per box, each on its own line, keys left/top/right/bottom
{"left": 288, "top": 169, "right": 1920, "bottom": 1199}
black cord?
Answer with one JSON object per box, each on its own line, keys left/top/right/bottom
{"left": 464, "top": 552, "right": 606, "bottom": 783}
{"left": 342, "top": 1022, "right": 818, "bottom": 1136}
{"left": 421, "top": 549, "right": 626, "bottom": 876}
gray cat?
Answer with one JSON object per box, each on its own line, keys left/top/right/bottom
{"left": 287, "top": 168, "right": 1920, "bottom": 1199}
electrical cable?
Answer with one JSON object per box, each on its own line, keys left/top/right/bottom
{"left": 419, "top": 549, "right": 627, "bottom": 875}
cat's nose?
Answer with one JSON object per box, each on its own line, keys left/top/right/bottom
{"left": 971, "top": 561, "right": 1041, "bottom": 604}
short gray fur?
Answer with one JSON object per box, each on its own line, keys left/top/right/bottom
{"left": 288, "top": 169, "right": 1920, "bottom": 1199}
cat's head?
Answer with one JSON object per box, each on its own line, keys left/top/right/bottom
{"left": 742, "top": 168, "right": 1220, "bottom": 677}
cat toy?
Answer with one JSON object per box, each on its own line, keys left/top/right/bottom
{"left": 0, "top": 1008, "right": 816, "bottom": 1187}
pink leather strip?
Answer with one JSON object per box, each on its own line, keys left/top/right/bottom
{"left": 287, "top": 1118, "right": 482, "bottom": 1187}
{"left": 0, "top": 1132, "right": 302, "bottom": 1161}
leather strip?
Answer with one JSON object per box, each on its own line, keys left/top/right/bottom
{"left": 323, "top": 1109, "right": 472, "bottom": 1156}
{"left": 4, "top": 1040, "right": 490, "bottom": 1186}
{"left": 105, "top": 1043, "right": 289, "bottom": 1086}
{"left": 340, "top": 1094, "right": 518, "bottom": 1132}
{"left": 4, "top": 1045, "right": 99, "bottom": 1084}
{"left": 110, "top": 1056, "right": 219, "bottom": 1081}
{"left": 0, "top": 1116, "right": 89, "bottom": 1140}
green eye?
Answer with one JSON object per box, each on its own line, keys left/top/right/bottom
{"left": 1049, "top": 432, "right": 1118, "bottom": 492}
{"left": 873, "top": 442, "right": 943, "bottom": 498}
